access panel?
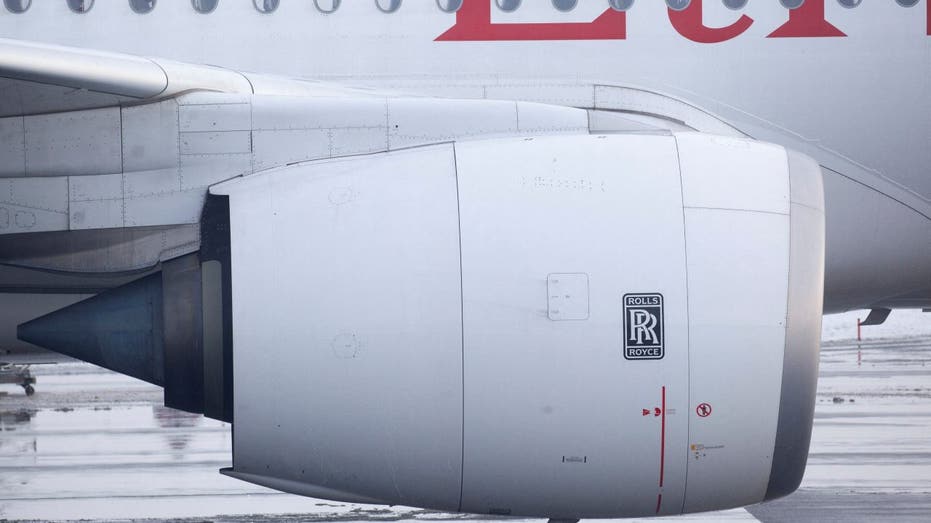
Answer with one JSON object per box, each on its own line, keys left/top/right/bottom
{"left": 456, "top": 135, "right": 690, "bottom": 518}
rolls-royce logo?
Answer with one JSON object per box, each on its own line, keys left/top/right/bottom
{"left": 623, "top": 293, "right": 664, "bottom": 360}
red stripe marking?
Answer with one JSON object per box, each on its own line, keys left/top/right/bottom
{"left": 659, "top": 385, "right": 666, "bottom": 487}
{"left": 656, "top": 385, "right": 666, "bottom": 514}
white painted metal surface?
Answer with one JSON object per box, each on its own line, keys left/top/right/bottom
{"left": 0, "top": 93, "right": 590, "bottom": 235}
{"left": 0, "top": 177, "right": 68, "bottom": 233}
{"left": 24, "top": 107, "right": 122, "bottom": 177}
{"left": 0, "top": 116, "right": 24, "bottom": 176}
{"left": 214, "top": 145, "right": 464, "bottom": 510}
{"left": 215, "top": 133, "right": 824, "bottom": 518}
{"left": 454, "top": 134, "right": 689, "bottom": 518}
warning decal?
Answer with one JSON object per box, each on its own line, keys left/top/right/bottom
{"left": 623, "top": 293, "right": 664, "bottom": 360}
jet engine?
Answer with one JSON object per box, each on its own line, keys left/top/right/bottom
{"left": 20, "top": 132, "right": 824, "bottom": 518}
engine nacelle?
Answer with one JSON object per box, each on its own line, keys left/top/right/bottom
{"left": 212, "top": 133, "right": 824, "bottom": 518}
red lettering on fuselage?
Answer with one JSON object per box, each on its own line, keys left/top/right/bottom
{"left": 768, "top": 0, "right": 845, "bottom": 38}
{"left": 434, "top": 0, "right": 928, "bottom": 42}
{"left": 667, "top": 0, "right": 753, "bottom": 44}
{"left": 435, "top": 0, "right": 626, "bottom": 41}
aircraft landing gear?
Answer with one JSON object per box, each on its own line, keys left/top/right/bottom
{"left": 1, "top": 363, "right": 36, "bottom": 397}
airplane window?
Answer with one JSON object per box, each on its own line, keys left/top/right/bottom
{"left": 253, "top": 0, "right": 278, "bottom": 13}
{"left": 375, "top": 0, "right": 401, "bottom": 13}
{"left": 722, "top": 0, "right": 747, "bottom": 9}
{"left": 665, "top": 0, "right": 690, "bottom": 11}
{"left": 3, "top": 0, "right": 30, "bottom": 13}
{"left": 496, "top": 0, "right": 520, "bottom": 13}
{"left": 552, "top": 0, "right": 576, "bottom": 12}
{"left": 779, "top": 0, "right": 805, "bottom": 9}
{"left": 67, "top": 0, "right": 93, "bottom": 12}
{"left": 608, "top": 0, "right": 634, "bottom": 11}
{"left": 436, "top": 0, "right": 462, "bottom": 12}
{"left": 129, "top": 0, "right": 156, "bottom": 14}
{"left": 192, "top": 0, "right": 218, "bottom": 14}
{"left": 836, "top": 0, "right": 860, "bottom": 7}
{"left": 895, "top": 0, "right": 920, "bottom": 6}
{"left": 314, "top": 0, "right": 339, "bottom": 14}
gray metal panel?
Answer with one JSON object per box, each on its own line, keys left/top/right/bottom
{"left": 68, "top": 172, "right": 126, "bottom": 229}
{"left": 180, "top": 132, "right": 251, "bottom": 156}
{"left": 0, "top": 225, "right": 200, "bottom": 273}
{"left": 69, "top": 173, "right": 122, "bottom": 202}
{"left": 6, "top": 177, "right": 69, "bottom": 213}
{"left": 485, "top": 82, "right": 596, "bottom": 108}
{"left": 180, "top": 154, "right": 252, "bottom": 191}
{"left": 179, "top": 103, "right": 251, "bottom": 133}
{"left": 0, "top": 116, "right": 25, "bottom": 176}
{"left": 514, "top": 101, "right": 589, "bottom": 134}
{"left": 0, "top": 265, "right": 153, "bottom": 294}
{"left": 69, "top": 199, "right": 124, "bottom": 231}
{"left": 121, "top": 101, "right": 181, "bottom": 173}
{"left": 388, "top": 98, "right": 518, "bottom": 149}
{"left": 124, "top": 190, "right": 205, "bottom": 227}
{"left": 177, "top": 96, "right": 253, "bottom": 191}
{"left": 251, "top": 96, "right": 390, "bottom": 168}
{"left": 252, "top": 129, "right": 331, "bottom": 170}
{"left": 251, "top": 96, "right": 387, "bottom": 131}
{"left": 0, "top": 177, "right": 68, "bottom": 234}
{"left": 329, "top": 128, "right": 390, "bottom": 158}
{"left": 123, "top": 168, "right": 181, "bottom": 199}
{"left": 587, "top": 110, "right": 678, "bottom": 133}
{"left": 0, "top": 204, "right": 67, "bottom": 234}
{"left": 24, "top": 107, "right": 122, "bottom": 177}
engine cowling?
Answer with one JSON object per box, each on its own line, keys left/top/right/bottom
{"left": 209, "top": 132, "right": 823, "bottom": 518}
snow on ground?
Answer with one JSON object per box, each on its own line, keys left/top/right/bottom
{"left": 822, "top": 309, "right": 931, "bottom": 343}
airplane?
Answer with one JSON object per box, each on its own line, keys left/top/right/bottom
{"left": 0, "top": 0, "right": 929, "bottom": 519}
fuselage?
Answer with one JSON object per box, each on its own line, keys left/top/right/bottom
{"left": 1, "top": 0, "right": 930, "bottom": 313}
{"left": 1, "top": 0, "right": 927, "bottom": 197}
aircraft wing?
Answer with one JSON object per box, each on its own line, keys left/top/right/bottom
{"left": 0, "top": 38, "right": 384, "bottom": 240}
{"left": 0, "top": 38, "right": 255, "bottom": 118}
{"left": 0, "top": 37, "right": 386, "bottom": 119}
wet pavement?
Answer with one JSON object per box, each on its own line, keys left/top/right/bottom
{"left": 2, "top": 325, "right": 930, "bottom": 522}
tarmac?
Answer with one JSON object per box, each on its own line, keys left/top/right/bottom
{"left": 1, "top": 313, "right": 929, "bottom": 522}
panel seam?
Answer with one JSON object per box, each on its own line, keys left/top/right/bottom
{"left": 453, "top": 143, "right": 466, "bottom": 513}
{"left": 673, "top": 135, "right": 692, "bottom": 515}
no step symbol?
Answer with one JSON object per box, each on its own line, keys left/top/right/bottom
{"left": 696, "top": 403, "right": 712, "bottom": 418}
